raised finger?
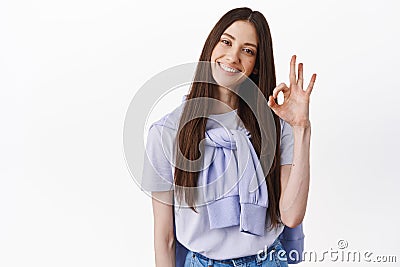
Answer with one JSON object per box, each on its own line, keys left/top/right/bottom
{"left": 306, "top": 73, "right": 317, "bottom": 95}
{"left": 297, "top": 63, "right": 304, "bottom": 89}
{"left": 289, "top": 55, "right": 297, "bottom": 87}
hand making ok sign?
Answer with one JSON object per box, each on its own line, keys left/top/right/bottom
{"left": 268, "top": 55, "right": 317, "bottom": 128}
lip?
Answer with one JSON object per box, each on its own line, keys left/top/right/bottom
{"left": 217, "top": 61, "right": 242, "bottom": 75}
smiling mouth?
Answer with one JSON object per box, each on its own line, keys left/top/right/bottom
{"left": 218, "top": 62, "right": 241, "bottom": 73}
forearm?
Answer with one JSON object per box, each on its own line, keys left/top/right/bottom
{"left": 154, "top": 237, "right": 175, "bottom": 267}
{"left": 151, "top": 191, "right": 175, "bottom": 267}
{"left": 279, "top": 124, "right": 311, "bottom": 227}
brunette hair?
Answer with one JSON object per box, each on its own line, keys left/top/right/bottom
{"left": 174, "top": 7, "right": 282, "bottom": 230}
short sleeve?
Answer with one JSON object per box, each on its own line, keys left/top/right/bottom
{"left": 141, "top": 124, "right": 175, "bottom": 192}
{"left": 279, "top": 119, "right": 294, "bottom": 165}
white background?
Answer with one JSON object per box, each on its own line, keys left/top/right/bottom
{"left": 1, "top": 0, "right": 399, "bottom": 266}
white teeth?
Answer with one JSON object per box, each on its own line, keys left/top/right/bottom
{"left": 219, "top": 63, "right": 240, "bottom": 73}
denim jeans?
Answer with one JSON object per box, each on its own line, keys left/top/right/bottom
{"left": 184, "top": 238, "right": 289, "bottom": 267}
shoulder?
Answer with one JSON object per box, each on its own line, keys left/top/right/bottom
{"left": 148, "top": 103, "right": 184, "bottom": 132}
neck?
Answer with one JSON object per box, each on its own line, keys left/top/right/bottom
{"left": 211, "top": 86, "right": 238, "bottom": 114}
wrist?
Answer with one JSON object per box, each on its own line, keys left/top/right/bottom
{"left": 291, "top": 120, "right": 311, "bottom": 129}
{"left": 292, "top": 121, "right": 311, "bottom": 145}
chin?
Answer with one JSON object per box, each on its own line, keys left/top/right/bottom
{"left": 212, "top": 78, "right": 237, "bottom": 89}
{"left": 212, "top": 73, "right": 242, "bottom": 89}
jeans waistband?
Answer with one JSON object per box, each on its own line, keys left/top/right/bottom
{"left": 193, "top": 238, "right": 281, "bottom": 265}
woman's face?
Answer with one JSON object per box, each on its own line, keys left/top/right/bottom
{"left": 210, "top": 20, "right": 258, "bottom": 89}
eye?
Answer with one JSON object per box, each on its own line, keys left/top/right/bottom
{"left": 221, "top": 39, "right": 231, "bottom": 46}
{"left": 243, "top": 48, "right": 255, "bottom": 55}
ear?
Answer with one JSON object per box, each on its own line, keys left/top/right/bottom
{"left": 252, "top": 68, "right": 259, "bottom": 75}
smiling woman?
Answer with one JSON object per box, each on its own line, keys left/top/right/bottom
{"left": 141, "top": 6, "right": 316, "bottom": 267}
{"left": 210, "top": 20, "right": 258, "bottom": 93}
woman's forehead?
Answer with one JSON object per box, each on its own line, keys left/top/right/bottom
{"left": 222, "top": 20, "right": 258, "bottom": 46}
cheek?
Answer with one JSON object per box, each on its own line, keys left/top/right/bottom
{"left": 211, "top": 45, "right": 223, "bottom": 61}
{"left": 248, "top": 58, "right": 255, "bottom": 67}
{"left": 244, "top": 59, "right": 256, "bottom": 73}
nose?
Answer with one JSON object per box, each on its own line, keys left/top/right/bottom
{"left": 225, "top": 47, "right": 240, "bottom": 63}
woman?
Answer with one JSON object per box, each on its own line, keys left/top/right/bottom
{"left": 141, "top": 7, "right": 316, "bottom": 267}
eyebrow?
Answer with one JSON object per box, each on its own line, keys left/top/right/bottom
{"left": 222, "top": 33, "right": 258, "bottom": 49}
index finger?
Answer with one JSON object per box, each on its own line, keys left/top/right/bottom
{"left": 289, "top": 55, "right": 297, "bottom": 87}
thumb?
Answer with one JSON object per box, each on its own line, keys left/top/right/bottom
{"left": 267, "top": 95, "right": 280, "bottom": 113}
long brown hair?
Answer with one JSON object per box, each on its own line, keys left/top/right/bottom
{"left": 174, "top": 7, "right": 282, "bottom": 230}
